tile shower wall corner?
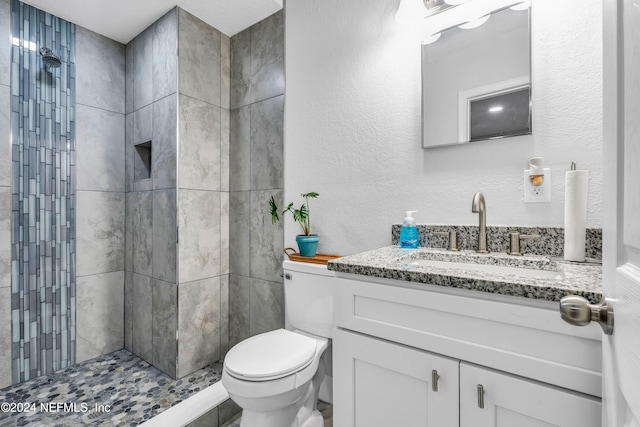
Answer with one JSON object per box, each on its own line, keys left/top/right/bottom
{"left": 152, "top": 93, "right": 177, "bottom": 190}
{"left": 177, "top": 277, "right": 221, "bottom": 378}
{"left": 229, "top": 274, "right": 251, "bottom": 350}
{"left": 250, "top": 189, "right": 285, "bottom": 283}
{"left": 153, "top": 8, "right": 177, "bottom": 102}
{"left": 133, "top": 26, "right": 153, "bottom": 111}
{"left": 152, "top": 189, "right": 177, "bottom": 283}
{"left": 249, "top": 9, "right": 285, "bottom": 104}
{"left": 178, "top": 190, "right": 221, "bottom": 284}
{"left": 178, "top": 94, "right": 222, "bottom": 192}
{"left": 75, "top": 23, "right": 126, "bottom": 366}
{"left": 230, "top": 30, "right": 251, "bottom": 109}
{"left": 229, "top": 9, "right": 285, "bottom": 350}
{"left": 125, "top": 10, "right": 181, "bottom": 378}
{"left": 250, "top": 95, "right": 284, "bottom": 191}
{"left": 178, "top": 8, "right": 222, "bottom": 107}
{"left": 152, "top": 279, "right": 178, "bottom": 378}
{"left": 75, "top": 104, "right": 125, "bottom": 192}
{"left": 75, "top": 26, "right": 125, "bottom": 114}
{"left": 131, "top": 272, "right": 153, "bottom": 363}
{"left": 76, "top": 191, "right": 125, "bottom": 276}
{"left": 75, "top": 271, "right": 124, "bottom": 363}
{"left": 249, "top": 277, "right": 284, "bottom": 337}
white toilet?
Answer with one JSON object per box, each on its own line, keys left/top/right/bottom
{"left": 222, "top": 260, "right": 335, "bottom": 427}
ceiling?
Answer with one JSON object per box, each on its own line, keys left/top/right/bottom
{"left": 21, "top": 0, "right": 283, "bottom": 44}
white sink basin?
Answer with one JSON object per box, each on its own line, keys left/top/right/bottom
{"left": 411, "top": 259, "right": 564, "bottom": 281}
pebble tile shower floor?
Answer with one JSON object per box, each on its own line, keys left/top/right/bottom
{"left": 0, "top": 350, "right": 223, "bottom": 426}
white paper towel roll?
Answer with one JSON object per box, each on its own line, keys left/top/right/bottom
{"left": 564, "top": 170, "right": 589, "bottom": 261}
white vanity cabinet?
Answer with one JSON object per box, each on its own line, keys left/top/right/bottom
{"left": 334, "top": 328, "right": 459, "bottom": 426}
{"left": 332, "top": 275, "right": 602, "bottom": 427}
{"left": 460, "top": 363, "right": 600, "bottom": 427}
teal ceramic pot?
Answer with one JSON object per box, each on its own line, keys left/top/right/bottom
{"left": 296, "top": 235, "right": 320, "bottom": 257}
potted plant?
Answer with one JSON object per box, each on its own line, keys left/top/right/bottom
{"left": 269, "top": 192, "right": 320, "bottom": 257}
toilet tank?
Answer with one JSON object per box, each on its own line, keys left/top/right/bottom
{"left": 283, "top": 260, "right": 336, "bottom": 338}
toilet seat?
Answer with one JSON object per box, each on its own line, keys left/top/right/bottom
{"left": 224, "top": 329, "right": 318, "bottom": 381}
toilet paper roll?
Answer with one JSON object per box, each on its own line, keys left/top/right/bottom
{"left": 564, "top": 170, "right": 589, "bottom": 261}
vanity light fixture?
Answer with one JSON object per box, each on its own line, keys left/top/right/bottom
{"left": 395, "top": 0, "right": 429, "bottom": 23}
{"left": 489, "top": 105, "right": 504, "bottom": 113}
{"left": 458, "top": 13, "right": 491, "bottom": 29}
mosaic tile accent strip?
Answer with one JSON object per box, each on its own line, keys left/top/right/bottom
{"left": 391, "top": 225, "right": 602, "bottom": 260}
{"left": 10, "top": 0, "right": 76, "bottom": 383}
{"left": 0, "top": 349, "right": 223, "bottom": 427}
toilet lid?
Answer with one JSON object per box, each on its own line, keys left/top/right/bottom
{"left": 224, "top": 329, "right": 317, "bottom": 381}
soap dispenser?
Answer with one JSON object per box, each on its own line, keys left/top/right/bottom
{"left": 399, "top": 211, "right": 420, "bottom": 248}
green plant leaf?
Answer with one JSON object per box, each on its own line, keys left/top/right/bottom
{"left": 267, "top": 191, "right": 318, "bottom": 236}
{"left": 292, "top": 204, "right": 308, "bottom": 223}
{"left": 269, "top": 196, "right": 279, "bottom": 224}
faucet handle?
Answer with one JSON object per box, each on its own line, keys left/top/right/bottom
{"left": 433, "top": 230, "right": 459, "bottom": 251}
{"left": 508, "top": 232, "right": 541, "bottom": 256}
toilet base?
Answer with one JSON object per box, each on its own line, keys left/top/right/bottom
{"left": 236, "top": 348, "right": 328, "bottom": 427}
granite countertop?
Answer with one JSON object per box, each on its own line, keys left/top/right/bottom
{"left": 327, "top": 246, "right": 603, "bottom": 303}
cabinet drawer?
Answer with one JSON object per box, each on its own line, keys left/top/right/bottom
{"left": 334, "top": 276, "right": 602, "bottom": 397}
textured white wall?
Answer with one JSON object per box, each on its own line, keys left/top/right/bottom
{"left": 284, "top": 0, "right": 603, "bottom": 256}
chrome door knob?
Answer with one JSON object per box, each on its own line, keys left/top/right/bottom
{"left": 560, "top": 295, "right": 614, "bottom": 335}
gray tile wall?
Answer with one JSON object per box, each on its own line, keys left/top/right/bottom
{"left": 228, "top": 8, "right": 285, "bottom": 372}
{"left": 0, "top": 0, "right": 11, "bottom": 388}
{"left": 124, "top": 7, "right": 231, "bottom": 380}
{"left": 10, "top": 0, "right": 76, "bottom": 382}
{"left": 75, "top": 25, "right": 126, "bottom": 364}
{"left": 175, "top": 8, "right": 230, "bottom": 379}
{"left": 124, "top": 8, "right": 179, "bottom": 377}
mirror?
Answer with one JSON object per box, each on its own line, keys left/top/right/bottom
{"left": 422, "top": 5, "right": 531, "bottom": 148}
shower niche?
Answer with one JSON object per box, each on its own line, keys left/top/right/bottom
{"left": 134, "top": 141, "right": 152, "bottom": 181}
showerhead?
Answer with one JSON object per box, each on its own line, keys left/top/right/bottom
{"left": 40, "top": 47, "right": 61, "bottom": 68}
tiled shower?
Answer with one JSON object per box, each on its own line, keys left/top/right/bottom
{"left": 0, "top": 0, "right": 285, "bottom": 401}
{"left": 9, "top": 0, "right": 76, "bottom": 382}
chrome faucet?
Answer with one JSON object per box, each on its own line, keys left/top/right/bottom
{"left": 471, "top": 192, "right": 488, "bottom": 253}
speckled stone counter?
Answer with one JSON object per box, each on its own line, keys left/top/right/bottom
{"left": 328, "top": 246, "right": 602, "bottom": 304}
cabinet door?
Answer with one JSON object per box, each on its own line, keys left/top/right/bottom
{"left": 333, "top": 328, "right": 459, "bottom": 427}
{"left": 460, "top": 362, "right": 601, "bottom": 427}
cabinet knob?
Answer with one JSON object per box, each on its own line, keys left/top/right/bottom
{"left": 477, "top": 384, "right": 485, "bottom": 409}
{"left": 559, "top": 295, "right": 614, "bottom": 335}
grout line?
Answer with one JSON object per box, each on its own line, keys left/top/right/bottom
{"left": 76, "top": 102, "right": 125, "bottom": 116}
